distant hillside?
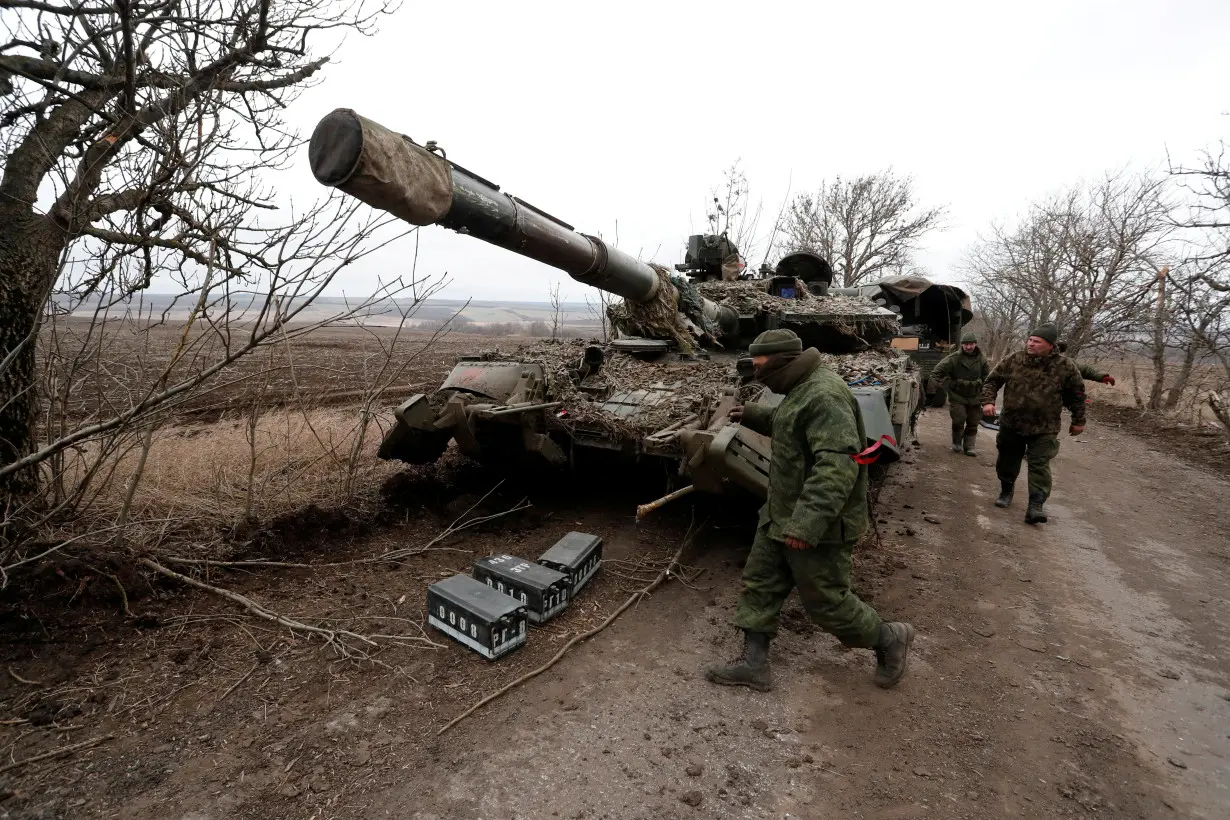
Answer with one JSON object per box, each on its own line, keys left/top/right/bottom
{"left": 64, "top": 294, "right": 604, "bottom": 329}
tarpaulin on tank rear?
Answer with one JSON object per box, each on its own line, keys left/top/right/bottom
{"left": 874, "top": 276, "right": 973, "bottom": 327}
{"left": 837, "top": 277, "right": 972, "bottom": 342}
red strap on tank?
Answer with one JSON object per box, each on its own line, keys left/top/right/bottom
{"left": 851, "top": 435, "right": 897, "bottom": 464}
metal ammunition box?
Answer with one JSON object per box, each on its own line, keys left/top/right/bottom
{"left": 473, "top": 554, "right": 570, "bottom": 624}
{"left": 537, "top": 532, "right": 603, "bottom": 595}
{"left": 426, "top": 574, "right": 527, "bottom": 660}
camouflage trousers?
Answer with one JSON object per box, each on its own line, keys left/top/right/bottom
{"left": 995, "top": 429, "right": 1060, "bottom": 499}
{"left": 733, "top": 529, "right": 882, "bottom": 648}
{"left": 948, "top": 401, "right": 982, "bottom": 444}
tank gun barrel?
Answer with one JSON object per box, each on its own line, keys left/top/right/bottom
{"left": 310, "top": 109, "right": 686, "bottom": 309}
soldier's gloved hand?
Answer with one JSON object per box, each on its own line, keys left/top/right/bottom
{"left": 1101, "top": 375, "right": 1115, "bottom": 386}
{"left": 982, "top": 403, "right": 996, "bottom": 417}
{"left": 728, "top": 405, "right": 744, "bottom": 422}
{"left": 1069, "top": 424, "right": 1086, "bottom": 436}
{"left": 784, "top": 536, "right": 811, "bottom": 550}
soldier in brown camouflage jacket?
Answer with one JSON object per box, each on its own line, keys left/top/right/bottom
{"left": 981, "top": 322, "right": 1086, "bottom": 524}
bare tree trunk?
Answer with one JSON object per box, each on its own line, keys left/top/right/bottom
{"left": 0, "top": 210, "right": 65, "bottom": 508}
{"left": 549, "top": 283, "right": 562, "bottom": 340}
{"left": 1130, "top": 364, "right": 1145, "bottom": 409}
{"left": 1147, "top": 267, "right": 1169, "bottom": 411}
{"left": 1163, "top": 344, "right": 1199, "bottom": 411}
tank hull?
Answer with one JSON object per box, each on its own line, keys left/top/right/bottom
{"left": 378, "top": 343, "right": 921, "bottom": 500}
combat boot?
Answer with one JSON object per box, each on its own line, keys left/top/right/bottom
{"left": 962, "top": 433, "right": 978, "bottom": 457}
{"left": 951, "top": 430, "right": 962, "bottom": 453}
{"left": 1025, "top": 492, "right": 1048, "bottom": 524}
{"left": 994, "top": 482, "right": 1014, "bottom": 507}
{"left": 706, "top": 630, "right": 772, "bottom": 691}
{"left": 873, "top": 622, "right": 916, "bottom": 688}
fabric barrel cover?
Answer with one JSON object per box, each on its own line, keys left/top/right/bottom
{"left": 309, "top": 108, "right": 453, "bottom": 226}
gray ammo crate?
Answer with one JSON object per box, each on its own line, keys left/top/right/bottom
{"left": 427, "top": 574, "right": 527, "bottom": 660}
{"left": 537, "top": 532, "right": 603, "bottom": 596}
{"left": 473, "top": 554, "right": 570, "bottom": 623}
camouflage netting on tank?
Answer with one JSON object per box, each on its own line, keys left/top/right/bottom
{"left": 818, "top": 350, "right": 907, "bottom": 386}
{"left": 605, "top": 265, "right": 715, "bottom": 352}
{"left": 697, "top": 279, "right": 899, "bottom": 341}
{"left": 485, "top": 340, "right": 908, "bottom": 446}
{"left": 492, "top": 339, "right": 736, "bottom": 440}
{"left": 696, "top": 280, "right": 888, "bottom": 317}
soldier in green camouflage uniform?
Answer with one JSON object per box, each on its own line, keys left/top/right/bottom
{"left": 1056, "top": 340, "right": 1116, "bottom": 386}
{"left": 706, "top": 329, "right": 915, "bottom": 692}
{"left": 928, "top": 330, "right": 990, "bottom": 456}
{"left": 981, "top": 323, "right": 1087, "bottom": 524}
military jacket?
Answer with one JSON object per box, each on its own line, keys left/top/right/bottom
{"left": 981, "top": 351, "right": 1087, "bottom": 435}
{"left": 930, "top": 349, "right": 990, "bottom": 405}
{"left": 741, "top": 366, "right": 869, "bottom": 546}
{"left": 1072, "top": 360, "right": 1108, "bottom": 382}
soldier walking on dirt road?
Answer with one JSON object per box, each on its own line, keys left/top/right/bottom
{"left": 928, "top": 330, "right": 990, "bottom": 456}
{"left": 981, "top": 323, "right": 1087, "bottom": 524}
{"left": 706, "top": 329, "right": 915, "bottom": 692}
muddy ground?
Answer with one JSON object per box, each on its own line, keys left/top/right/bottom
{"left": 1090, "top": 399, "right": 1230, "bottom": 478}
{"left": 2, "top": 403, "right": 1228, "bottom": 818}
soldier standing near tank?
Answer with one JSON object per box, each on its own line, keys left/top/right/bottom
{"left": 928, "top": 331, "right": 990, "bottom": 456}
{"left": 981, "top": 323, "right": 1086, "bottom": 524}
{"left": 706, "top": 329, "right": 915, "bottom": 692}
{"left": 1056, "top": 340, "right": 1116, "bottom": 386}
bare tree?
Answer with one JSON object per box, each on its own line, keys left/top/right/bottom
{"left": 706, "top": 160, "right": 763, "bottom": 267}
{"left": 1163, "top": 266, "right": 1230, "bottom": 409}
{"left": 961, "top": 171, "right": 1171, "bottom": 359}
{"left": 0, "top": 0, "right": 397, "bottom": 513}
{"left": 1172, "top": 138, "right": 1230, "bottom": 271}
{"left": 1164, "top": 134, "right": 1230, "bottom": 413}
{"left": 548, "top": 282, "right": 563, "bottom": 340}
{"left": 781, "top": 170, "right": 946, "bottom": 286}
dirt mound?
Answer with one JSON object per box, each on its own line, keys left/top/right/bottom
{"left": 1092, "top": 400, "right": 1230, "bottom": 478}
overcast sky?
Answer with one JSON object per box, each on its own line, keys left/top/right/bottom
{"left": 281, "top": 0, "right": 1230, "bottom": 303}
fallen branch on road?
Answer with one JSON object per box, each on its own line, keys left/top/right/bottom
{"left": 158, "top": 483, "right": 530, "bottom": 571}
{"left": 141, "top": 557, "right": 379, "bottom": 649}
{"left": 139, "top": 558, "right": 438, "bottom": 658}
{"left": 0, "top": 735, "right": 114, "bottom": 776}
{"left": 438, "top": 519, "right": 703, "bottom": 736}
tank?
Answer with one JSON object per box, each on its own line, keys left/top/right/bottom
{"left": 830, "top": 278, "right": 973, "bottom": 408}
{"left": 307, "top": 109, "right": 925, "bottom": 500}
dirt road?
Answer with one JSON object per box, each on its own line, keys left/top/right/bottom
{"left": 4, "top": 410, "right": 1227, "bottom": 819}
{"left": 371, "top": 409, "right": 1229, "bottom": 819}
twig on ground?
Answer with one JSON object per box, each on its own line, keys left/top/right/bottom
{"left": 7, "top": 667, "right": 43, "bottom": 686}
{"left": 438, "top": 519, "right": 704, "bottom": 736}
{"left": 0, "top": 735, "right": 114, "bottom": 775}
{"left": 140, "top": 558, "right": 378, "bottom": 652}
{"left": 87, "top": 568, "right": 134, "bottom": 617}
{"left": 158, "top": 483, "right": 529, "bottom": 571}
{"left": 376, "top": 486, "right": 531, "bottom": 563}
{"left": 217, "top": 663, "right": 259, "bottom": 705}
{"left": 140, "top": 558, "right": 436, "bottom": 657}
